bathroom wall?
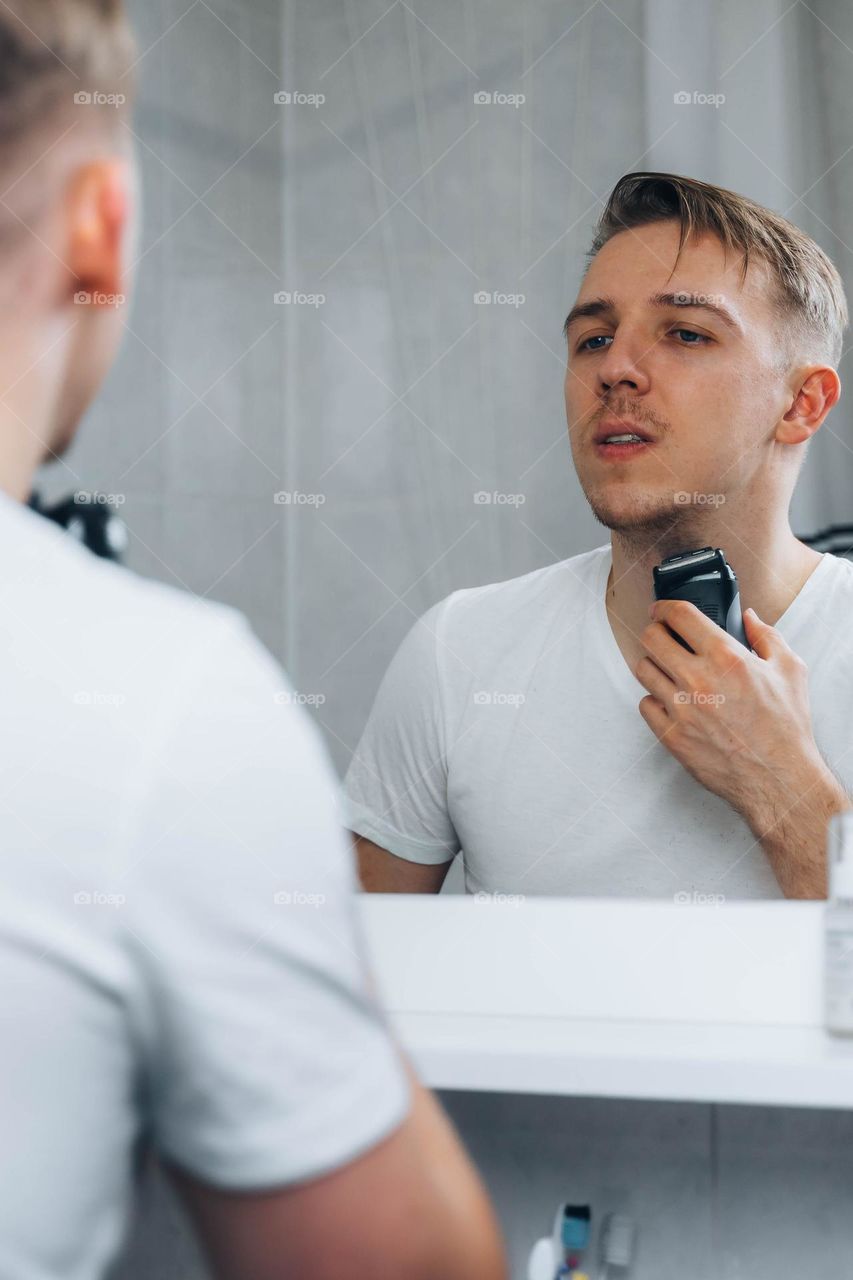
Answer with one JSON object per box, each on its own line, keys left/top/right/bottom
{"left": 45, "top": 0, "right": 853, "bottom": 774}
{"left": 114, "top": 1094, "right": 853, "bottom": 1279}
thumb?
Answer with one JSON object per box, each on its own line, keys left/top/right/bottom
{"left": 743, "top": 606, "right": 785, "bottom": 659}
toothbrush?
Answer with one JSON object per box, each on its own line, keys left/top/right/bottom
{"left": 596, "top": 1213, "right": 636, "bottom": 1279}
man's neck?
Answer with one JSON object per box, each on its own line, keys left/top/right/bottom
{"left": 604, "top": 514, "right": 822, "bottom": 675}
{"left": 0, "top": 364, "right": 52, "bottom": 504}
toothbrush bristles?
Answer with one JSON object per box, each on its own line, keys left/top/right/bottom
{"left": 598, "top": 1213, "right": 636, "bottom": 1270}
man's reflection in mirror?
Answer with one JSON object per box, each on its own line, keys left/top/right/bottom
{"left": 344, "top": 172, "right": 853, "bottom": 900}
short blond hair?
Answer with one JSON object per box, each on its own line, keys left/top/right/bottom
{"left": 0, "top": 1, "right": 135, "bottom": 250}
{"left": 0, "top": 0, "right": 135, "bottom": 148}
{"left": 585, "top": 171, "right": 848, "bottom": 368}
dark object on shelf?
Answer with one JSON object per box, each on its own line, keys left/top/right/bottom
{"left": 28, "top": 489, "right": 128, "bottom": 563}
{"left": 801, "top": 524, "right": 853, "bottom": 559}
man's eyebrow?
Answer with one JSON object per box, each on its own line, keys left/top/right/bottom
{"left": 563, "top": 291, "right": 743, "bottom": 338}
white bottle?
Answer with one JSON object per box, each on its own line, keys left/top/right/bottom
{"left": 824, "top": 811, "right": 853, "bottom": 1035}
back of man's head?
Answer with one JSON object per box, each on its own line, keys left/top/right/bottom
{"left": 0, "top": 1, "right": 135, "bottom": 227}
{"left": 0, "top": 1, "right": 138, "bottom": 490}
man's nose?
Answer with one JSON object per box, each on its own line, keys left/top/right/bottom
{"left": 597, "top": 336, "right": 650, "bottom": 394}
{"left": 601, "top": 375, "right": 639, "bottom": 392}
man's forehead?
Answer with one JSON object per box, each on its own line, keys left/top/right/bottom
{"left": 581, "top": 223, "right": 773, "bottom": 313}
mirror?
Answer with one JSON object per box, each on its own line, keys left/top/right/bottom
{"left": 282, "top": 24, "right": 851, "bottom": 904}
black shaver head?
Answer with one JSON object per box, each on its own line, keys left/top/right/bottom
{"left": 652, "top": 546, "right": 749, "bottom": 648}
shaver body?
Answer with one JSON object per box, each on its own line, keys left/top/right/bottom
{"left": 652, "top": 546, "right": 749, "bottom": 649}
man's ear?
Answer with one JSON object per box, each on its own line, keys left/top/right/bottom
{"left": 776, "top": 365, "right": 841, "bottom": 445}
{"left": 65, "top": 157, "right": 130, "bottom": 301}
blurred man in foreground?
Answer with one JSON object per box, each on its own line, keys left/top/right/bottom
{"left": 0, "top": 4, "right": 506, "bottom": 1277}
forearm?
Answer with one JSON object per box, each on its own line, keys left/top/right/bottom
{"left": 744, "top": 756, "right": 851, "bottom": 899}
{"left": 397, "top": 1058, "right": 509, "bottom": 1280}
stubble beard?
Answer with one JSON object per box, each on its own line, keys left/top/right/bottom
{"left": 582, "top": 482, "right": 714, "bottom": 562}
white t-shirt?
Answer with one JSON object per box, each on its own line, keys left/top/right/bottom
{"left": 344, "top": 543, "right": 853, "bottom": 899}
{"left": 0, "top": 489, "right": 409, "bottom": 1280}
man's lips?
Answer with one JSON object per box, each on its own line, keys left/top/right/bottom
{"left": 592, "top": 416, "right": 656, "bottom": 460}
{"left": 594, "top": 417, "right": 656, "bottom": 444}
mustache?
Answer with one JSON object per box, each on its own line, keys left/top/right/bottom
{"left": 577, "top": 404, "right": 668, "bottom": 435}
{"left": 601, "top": 404, "right": 659, "bottom": 426}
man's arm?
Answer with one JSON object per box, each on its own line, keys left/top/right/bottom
{"left": 738, "top": 753, "right": 848, "bottom": 898}
{"left": 168, "top": 1061, "right": 507, "bottom": 1280}
{"left": 353, "top": 833, "right": 451, "bottom": 893}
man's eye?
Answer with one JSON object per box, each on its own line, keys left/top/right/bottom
{"left": 576, "top": 335, "right": 611, "bottom": 352}
{"left": 576, "top": 329, "right": 710, "bottom": 353}
{"left": 672, "top": 328, "right": 709, "bottom": 344}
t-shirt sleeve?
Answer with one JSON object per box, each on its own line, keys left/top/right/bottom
{"left": 121, "top": 609, "right": 411, "bottom": 1191}
{"left": 342, "top": 598, "right": 461, "bottom": 865}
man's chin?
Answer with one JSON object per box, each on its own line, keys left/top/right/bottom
{"left": 585, "top": 491, "right": 691, "bottom": 537}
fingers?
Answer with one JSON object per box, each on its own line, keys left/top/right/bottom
{"left": 635, "top": 655, "right": 678, "bottom": 707}
{"left": 640, "top": 616, "right": 695, "bottom": 681}
{"left": 743, "top": 606, "right": 787, "bottom": 660}
{"left": 649, "top": 598, "right": 726, "bottom": 654}
{"left": 638, "top": 693, "right": 670, "bottom": 739}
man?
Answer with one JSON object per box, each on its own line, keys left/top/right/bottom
{"left": 0, "top": 4, "right": 506, "bottom": 1278}
{"left": 346, "top": 171, "right": 853, "bottom": 902}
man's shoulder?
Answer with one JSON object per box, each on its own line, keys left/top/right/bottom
{"left": 398, "top": 544, "right": 611, "bottom": 678}
{"left": 0, "top": 495, "right": 261, "bottom": 694}
{"left": 796, "top": 550, "right": 853, "bottom": 624}
{"left": 806, "top": 551, "right": 853, "bottom": 637}
{"left": 434, "top": 543, "right": 611, "bottom": 627}
{"left": 79, "top": 562, "right": 267, "bottom": 713}
{"left": 819, "top": 550, "right": 853, "bottom": 587}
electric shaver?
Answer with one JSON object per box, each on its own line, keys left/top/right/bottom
{"left": 652, "top": 546, "right": 749, "bottom": 649}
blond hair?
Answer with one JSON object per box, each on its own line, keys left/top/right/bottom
{"left": 0, "top": 1, "right": 135, "bottom": 147}
{"left": 586, "top": 171, "right": 848, "bottom": 368}
{"left": 0, "top": 1, "right": 135, "bottom": 250}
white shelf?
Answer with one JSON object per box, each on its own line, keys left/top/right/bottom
{"left": 358, "top": 896, "right": 853, "bottom": 1109}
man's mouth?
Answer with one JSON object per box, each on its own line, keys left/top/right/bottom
{"left": 593, "top": 417, "right": 656, "bottom": 460}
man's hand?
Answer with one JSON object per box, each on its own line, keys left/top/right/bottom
{"left": 634, "top": 598, "right": 849, "bottom": 898}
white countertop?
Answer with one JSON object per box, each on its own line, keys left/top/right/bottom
{"left": 358, "top": 895, "right": 853, "bottom": 1108}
